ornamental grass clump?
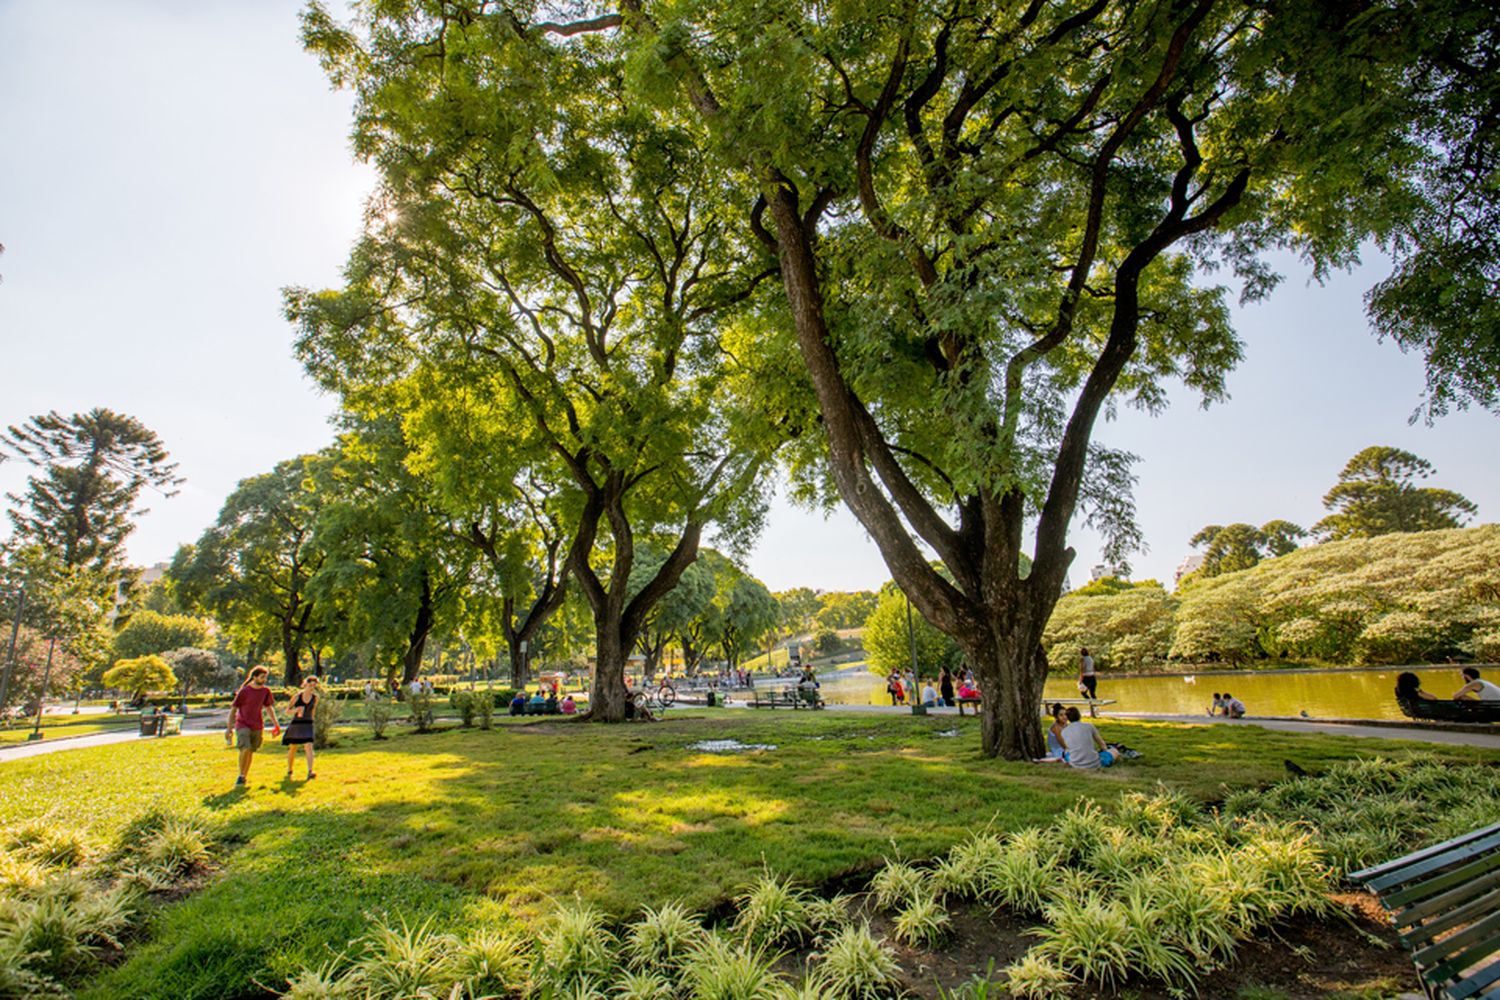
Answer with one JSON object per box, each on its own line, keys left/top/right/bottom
{"left": 626, "top": 902, "right": 704, "bottom": 972}
{"left": 892, "top": 887, "right": 950, "bottom": 949}
{"left": 932, "top": 833, "right": 1005, "bottom": 901}
{"left": 2, "top": 820, "right": 97, "bottom": 870}
{"left": 868, "top": 860, "right": 925, "bottom": 913}
{"left": 679, "top": 933, "right": 787, "bottom": 1000}
{"left": 733, "top": 873, "right": 813, "bottom": 948}
{"left": 801, "top": 893, "right": 853, "bottom": 938}
{"left": 537, "top": 899, "right": 616, "bottom": 989}
{"left": 350, "top": 917, "right": 460, "bottom": 999}
{"left": 815, "top": 921, "right": 901, "bottom": 1000}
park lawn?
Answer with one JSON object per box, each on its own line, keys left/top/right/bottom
{"left": 0, "top": 711, "right": 1492, "bottom": 999}
{"left": 0, "top": 713, "right": 136, "bottom": 745}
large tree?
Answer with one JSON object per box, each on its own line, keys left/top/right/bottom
{"left": 300, "top": 0, "right": 1487, "bottom": 754}
{"left": 1315, "top": 446, "right": 1477, "bottom": 540}
{"left": 1187, "top": 520, "right": 1306, "bottom": 578}
{"left": 293, "top": 11, "right": 781, "bottom": 721}
{"left": 500, "top": 0, "right": 1484, "bottom": 757}
{"left": 172, "top": 456, "right": 330, "bottom": 685}
{"left": 2, "top": 408, "right": 181, "bottom": 574}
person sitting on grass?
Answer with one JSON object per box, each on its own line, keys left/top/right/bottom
{"left": 1221, "top": 693, "right": 1247, "bottom": 718}
{"left": 1058, "top": 706, "right": 1113, "bottom": 769}
{"left": 1454, "top": 666, "right": 1500, "bottom": 702}
{"left": 1396, "top": 671, "right": 1438, "bottom": 702}
{"left": 226, "top": 666, "right": 281, "bottom": 788}
{"left": 1046, "top": 703, "right": 1068, "bottom": 758}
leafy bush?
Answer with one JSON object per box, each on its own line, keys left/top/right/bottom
{"left": 450, "top": 690, "right": 478, "bottom": 728}
{"left": 476, "top": 690, "right": 495, "bottom": 730}
{"left": 367, "top": 699, "right": 394, "bottom": 739}
{"left": 892, "top": 887, "right": 950, "bottom": 948}
{"left": 2, "top": 821, "right": 97, "bottom": 870}
{"left": 678, "top": 934, "right": 786, "bottom": 1000}
{"left": 407, "top": 692, "right": 436, "bottom": 733}
{"left": 536, "top": 900, "right": 616, "bottom": 988}
{"left": 868, "top": 860, "right": 924, "bottom": 913}
{"left": 313, "top": 695, "right": 344, "bottom": 749}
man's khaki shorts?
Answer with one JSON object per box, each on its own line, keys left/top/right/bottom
{"left": 234, "top": 727, "right": 264, "bottom": 752}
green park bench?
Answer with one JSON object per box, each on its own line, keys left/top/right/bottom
{"left": 956, "top": 696, "right": 1116, "bottom": 718}
{"left": 137, "top": 713, "right": 183, "bottom": 737}
{"left": 1349, "top": 820, "right": 1500, "bottom": 999}
{"left": 748, "top": 687, "right": 823, "bottom": 710}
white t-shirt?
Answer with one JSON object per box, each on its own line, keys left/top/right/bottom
{"left": 1080, "top": 654, "right": 1095, "bottom": 677}
{"left": 1060, "top": 721, "right": 1102, "bottom": 769}
{"left": 1469, "top": 679, "right": 1500, "bottom": 702}
{"left": 922, "top": 684, "right": 937, "bottom": 703}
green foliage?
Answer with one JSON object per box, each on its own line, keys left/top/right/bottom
{"left": 1044, "top": 581, "right": 1176, "bottom": 671}
{"left": 891, "top": 888, "right": 950, "bottom": 948}
{"left": 366, "top": 698, "right": 394, "bottom": 739}
{"left": 101, "top": 655, "right": 176, "bottom": 698}
{"left": 313, "top": 694, "right": 344, "bottom": 749}
{"left": 625, "top": 903, "right": 704, "bottom": 972}
{"left": 732, "top": 873, "right": 812, "bottom": 948}
{"left": 1189, "top": 522, "right": 1307, "bottom": 578}
{"left": 112, "top": 611, "right": 209, "bottom": 661}
{"left": 868, "top": 860, "right": 925, "bottom": 914}
{"left": 1, "top": 408, "right": 181, "bottom": 574}
{"left": 815, "top": 922, "right": 900, "bottom": 1000}
{"left": 161, "top": 647, "right": 234, "bottom": 698}
{"left": 1170, "top": 524, "right": 1500, "bottom": 664}
{"left": 537, "top": 900, "right": 616, "bottom": 989}
{"left": 1315, "top": 446, "right": 1478, "bottom": 540}
{"left": 450, "top": 690, "right": 478, "bottom": 728}
{"left": 863, "top": 586, "right": 962, "bottom": 677}
{"left": 407, "top": 692, "right": 435, "bottom": 733}
{"left": 678, "top": 934, "right": 786, "bottom": 1000}
{"left": 812, "top": 593, "right": 877, "bottom": 632}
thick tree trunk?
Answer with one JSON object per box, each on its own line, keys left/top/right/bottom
{"left": 590, "top": 619, "right": 630, "bottom": 721}
{"left": 506, "top": 634, "right": 530, "bottom": 690}
{"left": 967, "top": 627, "right": 1049, "bottom": 761}
{"left": 281, "top": 620, "right": 303, "bottom": 687}
{"left": 401, "top": 576, "right": 435, "bottom": 685}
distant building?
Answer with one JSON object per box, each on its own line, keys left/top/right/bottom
{"left": 1174, "top": 553, "right": 1205, "bottom": 586}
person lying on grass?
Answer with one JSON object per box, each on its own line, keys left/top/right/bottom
{"left": 226, "top": 666, "right": 281, "bottom": 788}
{"left": 1058, "top": 706, "right": 1113, "bottom": 769}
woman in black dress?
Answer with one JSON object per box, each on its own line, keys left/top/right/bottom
{"left": 283, "top": 676, "right": 319, "bottom": 780}
{"left": 939, "top": 667, "right": 956, "bottom": 708}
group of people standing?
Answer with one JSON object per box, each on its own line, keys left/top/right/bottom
{"left": 226, "top": 666, "right": 319, "bottom": 787}
{"left": 885, "top": 666, "right": 978, "bottom": 708}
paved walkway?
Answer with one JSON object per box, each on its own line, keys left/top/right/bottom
{"left": 0, "top": 713, "right": 222, "bottom": 762}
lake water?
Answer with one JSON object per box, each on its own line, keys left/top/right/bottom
{"left": 797, "top": 665, "right": 1480, "bottom": 720}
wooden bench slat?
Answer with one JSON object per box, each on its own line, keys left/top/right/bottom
{"left": 1423, "top": 912, "right": 1500, "bottom": 987}
{"left": 1404, "top": 883, "right": 1500, "bottom": 951}
{"left": 1384, "top": 851, "right": 1500, "bottom": 910}
{"left": 1353, "top": 821, "right": 1500, "bottom": 883}
{"left": 1444, "top": 957, "right": 1500, "bottom": 1000}
{"left": 1368, "top": 829, "right": 1500, "bottom": 894}
{"left": 1415, "top": 907, "right": 1500, "bottom": 969}
{"left": 1396, "top": 866, "right": 1500, "bottom": 929}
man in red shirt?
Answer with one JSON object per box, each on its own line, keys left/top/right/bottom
{"left": 226, "top": 666, "right": 281, "bottom": 787}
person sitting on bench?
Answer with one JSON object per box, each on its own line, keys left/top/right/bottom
{"left": 1395, "top": 671, "right": 1437, "bottom": 701}
{"left": 1455, "top": 666, "right": 1500, "bottom": 702}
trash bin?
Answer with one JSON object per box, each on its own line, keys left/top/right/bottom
{"left": 138, "top": 715, "right": 163, "bottom": 737}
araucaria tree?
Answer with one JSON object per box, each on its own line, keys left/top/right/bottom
{"left": 2, "top": 408, "right": 181, "bottom": 574}
{"left": 293, "top": 6, "right": 780, "bottom": 720}
{"left": 300, "top": 1, "right": 1486, "bottom": 754}
{"left": 1315, "top": 446, "right": 1477, "bottom": 540}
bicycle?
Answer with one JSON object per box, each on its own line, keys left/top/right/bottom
{"left": 632, "top": 682, "right": 676, "bottom": 716}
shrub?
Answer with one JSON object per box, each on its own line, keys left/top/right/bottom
{"left": 614, "top": 969, "right": 675, "bottom": 1000}
{"left": 408, "top": 692, "right": 436, "bottom": 733}
{"left": 476, "top": 691, "right": 495, "bottom": 730}
{"left": 451, "top": 927, "right": 531, "bottom": 998}
{"left": 2, "top": 821, "right": 96, "bottom": 870}
{"left": 1001, "top": 953, "right": 1073, "bottom": 999}
{"left": 351, "top": 918, "right": 457, "bottom": 999}
{"left": 313, "top": 695, "right": 344, "bottom": 749}
{"left": 801, "top": 894, "right": 852, "bottom": 939}
{"left": 450, "top": 690, "right": 478, "bottom": 728}
{"left": 138, "top": 815, "right": 214, "bottom": 877}
{"left": 367, "top": 699, "right": 394, "bottom": 739}
{"left": 815, "top": 922, "right": 900, "bottom": 1000}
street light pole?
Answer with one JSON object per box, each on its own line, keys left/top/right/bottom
{"left": 905, "top": 593, "right": 925, "bottom": 716}
{"left": 0, "top": 587, "right": 26, "bottom": 726}
{"left": 28, "top": 637, "right": 56, "bottom": 742}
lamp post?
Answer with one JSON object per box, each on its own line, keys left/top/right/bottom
{"left": 0, "top": 586, "right": 26, "bottom": 727}
{"left": 27, "top": 637, "right": 56, "bottom": 742}
{"left": 905, "top": 593, "right": 925, "bottom": 716}
{"left": 518, "top": 639, "right": 528, "bottom": 690}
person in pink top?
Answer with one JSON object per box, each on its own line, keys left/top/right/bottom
{"left": 226, "top": 666, "right": 281, "bottom": 787}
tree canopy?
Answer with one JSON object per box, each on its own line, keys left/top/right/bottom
{"left": 1187, "top": 521, "right": 1306, "bottom": 579}
{"left": 2, "top": 408, "right": 181, "bottom": 575}
{"left": 296, "top": 0, "right": 1498, "bottom": 754}
{"left": 112, "top": 611, "right": 210, "bottom": 663}
{"left": 103, "top": 655, "right": 177, "bottom": 699}
{"left": 1315, "top": 446, "right": 1477, "bottom": 540}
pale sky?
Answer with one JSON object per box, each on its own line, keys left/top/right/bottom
{"left": 2, "top": 1, "right": 1496, "bottom": 597}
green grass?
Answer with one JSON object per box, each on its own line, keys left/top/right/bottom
{"left": 0, "top": 715, "right": 136, "bottom": 745}
{"left": 0, "top": 711, "right": 1493, "bottom": 999}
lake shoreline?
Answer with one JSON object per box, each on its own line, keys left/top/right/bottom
{"left": 1063, "top": 661, "right": 1500, "bottom": 681}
